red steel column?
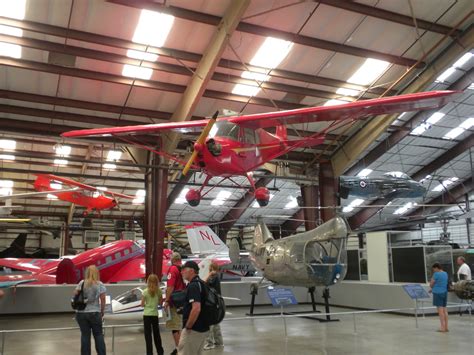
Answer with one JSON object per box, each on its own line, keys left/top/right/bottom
{"left": 319, "top": 162, "right": 337, "bottom": 222}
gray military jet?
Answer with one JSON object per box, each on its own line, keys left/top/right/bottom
{"left": 339, "top": 171, "right": 426, "bottom": 200}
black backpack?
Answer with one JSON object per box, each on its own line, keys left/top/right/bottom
{"left": 196, "top": 279, "right": 225, "bottom": 326}
{"left": 71, "top": 281, "right": 88, "bottom": 311}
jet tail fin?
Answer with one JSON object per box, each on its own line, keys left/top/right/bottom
{"left": 185, "top": 223, "right": 229, "bottom": 255}
{"left": 253, "top": 219, "right": 274, "bottom": 248}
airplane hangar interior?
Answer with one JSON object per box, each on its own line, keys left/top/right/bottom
{"left": 0, "top": 1, "right": 473, "bottom": 354}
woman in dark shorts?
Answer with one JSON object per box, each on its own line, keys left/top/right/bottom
{"left": 429, "top": 263, "right": 448, "bottom": 332}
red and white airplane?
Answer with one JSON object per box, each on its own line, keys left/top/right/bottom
{"left": 62, "top": 91, "right": 458, "bottom": 207}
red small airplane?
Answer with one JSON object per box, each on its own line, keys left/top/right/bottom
{"left": 62, "top": 91, "right": 458, "bottom": 207}
{"left": 32, "top": 174, "right": 135, "bottom": 215}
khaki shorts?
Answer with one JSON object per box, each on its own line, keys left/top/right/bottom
{"left": 166, "top": 307, "right": 183, "bottom": 331}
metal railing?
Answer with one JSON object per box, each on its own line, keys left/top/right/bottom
{"left": 0, "top": 303, "right": 472, "bottom": 354}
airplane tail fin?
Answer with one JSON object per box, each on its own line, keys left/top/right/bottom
{"left": 253, "top": 219, "right": 274, "bottom": 248}
{"left": 185, "top": 223, "right": 229, "bottom": 255}
{"left": 0, "top": 233, "right": 27, "bottom": 258}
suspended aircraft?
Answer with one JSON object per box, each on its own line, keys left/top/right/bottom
{"left": 62, "top": 91, "right": 458, "bottom": 207}
{"left": 339, "top": 171, "right": 426, "bottom": 200}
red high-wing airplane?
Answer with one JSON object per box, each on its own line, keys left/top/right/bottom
{"left": 62, "top": 91, "right": 458, "bottom": 207}
{"left": 33, "top": 174, "right": 135, "bottom": 215}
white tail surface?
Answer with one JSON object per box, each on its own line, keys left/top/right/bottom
{"left": 185, "top": 224, "right": 229, "bottom": 255}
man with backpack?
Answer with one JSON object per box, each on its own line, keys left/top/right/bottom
{"left": 203, "top": 262, "right": 223, "bottom": 350}
{"left": 178, "top": 261, "right": 210, "bottom": 355}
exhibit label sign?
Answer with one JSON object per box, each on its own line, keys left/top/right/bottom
{"left": 267, "top": 287, "right": 298, "bottom": 307}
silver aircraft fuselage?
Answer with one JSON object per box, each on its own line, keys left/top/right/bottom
{"left": 250, "top": 216, "right": 349, "bottom": 287}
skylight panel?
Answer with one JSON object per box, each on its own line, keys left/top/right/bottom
{"left": 211, "top": 190, "right": 232, "bottom": 206}
{"left": 346, "top": 58, "right": 390, "bottom": 86}
{"left": 0, "top": 180, "right": 13, "bottom": 196}
{"left": 232, "top": 84, "right": 261, "bottom": 97}
{"left": 53, "top": 159, "right": 68, "bottom": 166}
{"left": 126, "top": 49, "right": 158, "bottom": 62}
{"left": 0, "top": 0, "right": 26, "bottom": 19}
{"left": 50, "top": 183, "right": 62, "bottom": 190}
{"left": 393, "top": 201, "right": 417, "bottom": 215}
{"left": 122, "top": 65, "right": 153, "bottom": 79}
{"left": 357, "top": 169, "right": 372, "bottom": 177}
{"left": 132, "top": 10, "right": 175, "bottom": 47}
{"left": 47, "top": 194, "right": 58, "bottom": 200}
{"left": 0, "top": 0, "right": 26, "bottom": 58}
{"left": 435, "top": 67, "right": 456, "bottom": 83}
{"left": 460, "top": 117, "right": 474, "bottom": 130}
{"left": 411, "top": 123, "right": 430, "bottom": 136}
{"left": 425, "top": 112, "right": 445, "bottom": 125}
{"left": 342, "top": 198, "right": 364, "bottom": 213}
{"left": 175, "top": 188, "right": 189, "bottom": 204}
{"left": 336, "top": 87, "right": 360, "bottom": 97}
{"left": 284, "top": 196, "right": 298, "bottom": 209}
{"left": 323, "top": 99, "right": 350, "bottom": 106}
{"left": 443, "top": 127, "right": 465, "bottom": 140}
{"left": 0, "top": 139, "right": 16, "bottom": 150}
{"left": 54, "top": 144, "right": 71, "bottom": 157}
{"left": 133, "top": 189, "right": 146, "bottom": 204}
{"left": 432, "top": 177, "right": 458, "bottom": 192}
{"left": 103, "top": 163, "right": 117, "bottom": 170}
{"left": 452, "top": 52, "right": 473, "bottom": 68}
{"left": 107, "top": 150, "right": 122, "bottom": 161}
{"left": 0, "top": 154, "right": 15, "bottom": 161}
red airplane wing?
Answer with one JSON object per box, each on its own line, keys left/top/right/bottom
{"left": 103, "top": 190, "right": 135, "bottom": 200}
{"left": 0, "top": 258, "right": 60, "bottom": 273}
{"left": 107, "top": 258, "right": 146, "bottom": 283}
{"left": 62, "top": 91, "right": 458, "bottom": 138}
{"left": 0, "top": 273, "right": 56, "bottom": 285}
{"left": 227, "top": 90, "right": 459, "bottom": 129}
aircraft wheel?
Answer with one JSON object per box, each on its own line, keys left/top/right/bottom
{"left": 185, "top": 189, "right": 201, "bottom": 207}
{"left": 255, "top": 187, "right": 270, "bottom": 207}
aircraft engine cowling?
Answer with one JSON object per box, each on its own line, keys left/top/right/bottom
{"left": 185, "top": 189, "right": 201, "bottom": 207}
{"left": 255, "top": 187, "right": 270, "bottom": 207}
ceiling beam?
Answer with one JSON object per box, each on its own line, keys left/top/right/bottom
{"left": 317, "top": 0, "right": 462, "bottom": 37}
{"left": 347, "top": 133, "right": 474, "bottom": 229}
{"left": 331, "top": 25, "right": 474, "bottom": 177}
{"left": 166, "top": 173, "right": 192, "bottom": 211}
{"left": 344, "top": 68, "right": 474, "bottom": 176}
{"left": 0, "top": 17, "right": 394, "bottom": 96}
{"left": 109, "top": 0, "right": 420, "bottom": 67}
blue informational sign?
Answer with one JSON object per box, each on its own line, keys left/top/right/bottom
{"left": 267, "top": 287, "right": 298, "bottom": 307}
{"left": 402, "top": 284, "right": 430, "bottom": 300}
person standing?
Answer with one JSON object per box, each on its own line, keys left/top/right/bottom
{"left": 74, "top": 265, "right": 107, "bottom": 355}
{"left": 178, "top": 261, "right": 210, "bottom": 355}
{"left": 142, "top": 274, "right": 164, "bottom": 355}
{"left": 203, "top": 263, "right": 223, "bottom": 350}
{"left": 429, "top": 263, "right": 449, "bottom": 333}
{"left": 163, "top": 252, "right": 186, "bottom": 355}
{"left": 456, "top": 256, "right": 472, "bottom": 281}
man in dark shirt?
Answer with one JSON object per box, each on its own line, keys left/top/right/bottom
{"left": 203, "top": 262, "right": 223, "bottom": 350}
{"left": 177, "top": 261, "right": 209, "bottom": 355}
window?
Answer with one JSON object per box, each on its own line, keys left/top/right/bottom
{"left": 209, "top": 121, "right": 239, "bottom": 141}
{"left": 243, "top": 128, "right": 256, "bottom": 144}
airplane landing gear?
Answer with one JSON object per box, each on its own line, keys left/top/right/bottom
{"left": 319, "top": 287, "right": 339, "bottom": 322}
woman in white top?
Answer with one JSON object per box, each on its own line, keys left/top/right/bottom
{"left": 74, "top": 265, "right": 107, "bottom": 355}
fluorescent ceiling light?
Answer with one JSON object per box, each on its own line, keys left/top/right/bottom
{"left": 0, "top": 0, "right": 26, "bottom": 19}
{"left": 54, "top": 159, "right": 68, "bottom": 166}
{"left": 250, "top": 37, "right": 293, "bottom": 68}
{"left": 432, "top": 177, "right": 458, "bottom": 192}
{"left": 357, "top": 169, "right": 372, "bottom": 177}
{"left": 443, "top": 127, "right": 465, "bottom": 140}
{"left": 0, "top": 139, "right": 16, "bottom": 150}
{"left": 232, "top": 84, "right": 261, "bottom": 97}
{"left": 122, "top": 64, "right": 153, "bottom": 80}
{"left": 394, "top": 201, "right": 417, "bottom": 215}
{"left": 50, "top": 183, "right": 62, "bottom": 190}
{"left": 436, "top": 67, "right": 456, "bottom": 83}
{"left": 0, "top": 180, "right": 13, "bottom": 188}
{"left": 336, "top": 87, "right": 359, "bottom": 97}
{"left": 411, "top": 123, "right": 430, "bottom": 136}
{"left": 175, "top": 188, "right": 189, "bottom": 205}
{"left": 252, "top": 194, "right": 274, "bottom": 208}
{"left": 211, "top": 190, "right": 232, "bottom": 206}
{"left": 284, "top": 196, "right": 299, "bottom": 209}
{"left": 132, "top": 10, "right": 174, "bottom": 47}
{"left": 47, "top": 194, "right": 58, "bottom": 200}
{"left": 324, "top": 99, "right": 350, "bottom": 106}
{"left": 460, "top": 117, "right": 474, "bottom": 130}
{"left": 426, "top": 112, "right": 445, "bottom": 125}
{"left": 452, "top": 52, "right": 473, "bottom": 68}
{"left": 54, "top": 145, "right": 71, "bottom": 157}
{"left": 346, "top": 58, "right": 390, "bottom": 86}
{"left": 103, "top": 163, "right": 116, "bottom": 170}
{"left": 0, "top": 154, "right": 15, "bottom": 161}
{"left": 126, "top": 49, "right": 158, "bottom": 62}
{"left": 107, "top": 150, "right": 122, "bottom": 161}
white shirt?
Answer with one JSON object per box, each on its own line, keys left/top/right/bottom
{"left": 457, "top": 263, "right": 472, "bottom": 281}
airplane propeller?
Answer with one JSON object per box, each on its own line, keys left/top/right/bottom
{"left": 182, "top": 111, "right": 219, "bottom": 176}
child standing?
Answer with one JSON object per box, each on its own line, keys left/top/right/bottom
{"left": 142, "top": 274, "right": 164, "bottom": 355}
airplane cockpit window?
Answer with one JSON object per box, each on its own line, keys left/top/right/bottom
{"left": 209, "top": 121, "right": 239, "bottom": 141}
{"left": 384, "top": 171, "right": 410, "bottom": 179}
{"left": 116, "top": 288, "right": 143, "bottom": 305}
{"left": 242, "top": 128, "right": 257, "bottom": 145}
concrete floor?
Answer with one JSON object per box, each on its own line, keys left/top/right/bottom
{"left": 0, "top": 305, "right": 473, "bottom": 355}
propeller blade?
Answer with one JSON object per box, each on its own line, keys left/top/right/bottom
{"left": 182, "top": 111, "right": 218, "bottom": 176}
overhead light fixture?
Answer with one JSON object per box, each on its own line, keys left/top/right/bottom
{"left": 435, "top": 67, "right": 456, "bottom": 83}
{"left": 133, "top": 189, "right": 146, "bottom": 204}
{"left": 175, "top": 188, "right": 190, "bottom": 204}
{"left": 0, "top": 154, "right": 15, "bottom": 161}
{"left": 103, "top": 163, "right": 117, "bottom": 170}
{"left": 53, "top": 159, "right": 68, "bottom": 166}
{"left": 132, "top": 10, "right": 175, "bottom": 47}
{"left": 0, "top": 0, "right": 26, "bottom": 58}
{"left": 284, "top": 196, "right": 299, "bottom": 209}
{"left": 232, "top": 37, "right": 293, "bottom": 97}
{"left": 54, "top": 144, "right": 71, "bottom": 157}
{"left": 393, "top": 201, "right": 417, "bottom": 215}
{"left": 432, "top": 177, "right": 459, "bottom": 192}
{"left": 252, "top": 194, "right": 274, "bottom": 208}
{"left": 357, "top": 169, "right": 372, "bottom": 177}
{"left": 0, "top": 139, "right": 16, "bottom": 150}
{"left": 211, "top": 190, "right": 232, "bottom": 206}
{"left": 452, "top": 52, "right": 473, "bottom": 68}
{"left": 426, "top": 112, "right": 445, "bottom": 125}
{"left": 122, "top": 65, "right": 153, "bottom": 79}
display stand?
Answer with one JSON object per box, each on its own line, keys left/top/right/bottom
{"left": 402, "top": 284, "right": 430, "bottom": 328}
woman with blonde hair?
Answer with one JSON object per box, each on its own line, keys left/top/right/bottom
{"left": 141, "top": 273, "right": 164, "bottom": 355}
{"left": 74, "top": 265, "right": 107, "bottom": 355}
